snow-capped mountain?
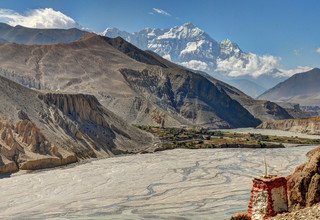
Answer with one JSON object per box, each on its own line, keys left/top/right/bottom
{"left": 103, "top": 23, "right": 308, "bottom": 97}
{"left": 104, "top": 23, "right": 219, "bottom": 71}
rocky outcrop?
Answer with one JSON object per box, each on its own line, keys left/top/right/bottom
{"left": 263, "top": 101, "right": 293, "bottom": 119}
{"left": 258, "top": 117, "right": 320, "bottom": 135}
{"left": 0, "top": 75, "right": 154, "bottom": 174}
{"left": 39, "top": 93, "right": 108, "bottom": 128}
{"left": 0, "top": 155, "right": 18, "bottom": 173}
{"left": 0, "top": 118, "right": 78, "bottom": 173}
{"left": 272, "top": 203, "right": 320, "bottom": 220}
{"left": 286, "top": 147, "right": 320, "bottom": 211}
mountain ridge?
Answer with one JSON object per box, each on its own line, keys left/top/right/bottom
{"left": 103, "top": 23, "right": 291, "bottom": 96}
{"left": 258, "top": 68, "right": 320, "bottom": 106}
{"left": 0, "top": 32, "right": 293, "bottom": 128}
{"left": 0, "top": 22, "right": 86, "bottom": 45}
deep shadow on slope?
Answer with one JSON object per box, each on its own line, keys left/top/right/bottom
{"left": 121, "top": 68, "right": 261, "bottom": 128}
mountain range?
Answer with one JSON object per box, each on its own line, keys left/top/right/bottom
{"left": 0, "top": 22, "right": 313, "bottom": 102}
{"left": 0, "top": 22, "right": 297, "bottom": 98}
{"left": 103, "top": 23, "right": 289, "bottom": 97}
{"left": 259, "top": 68, "right": 320, "bottom": 106}
{"left": 0, "top": 26, "right": 294, "bottom": 129}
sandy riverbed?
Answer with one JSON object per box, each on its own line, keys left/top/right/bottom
{"left": 0, "top": 145, "right": 316, "bottom": 219}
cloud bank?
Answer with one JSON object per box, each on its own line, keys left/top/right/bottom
{"left": 152, "top": 8, "right": 171, "bottom": 16}
{"left": 181, "top": 60, "right": 209, "bottom": 72}
{"left": 0, "top": 8, "right": 80, "bottom": 29}
{"left": 216, "top": 53, "right": 279, "bottom": 78}
{"left": 215, "top": 53, "right": 311, "bottom": 78}
{"left": 278, "top": 66, "right": 312, "bottom": 77}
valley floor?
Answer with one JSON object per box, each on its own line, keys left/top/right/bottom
{"left": 220, "top": 128, "right": 320, "bottom": 140}
{"left": 0, "top": 146, "right": 315, "bottom": 220}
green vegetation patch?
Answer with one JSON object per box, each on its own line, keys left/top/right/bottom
{"left": 134, "top": 126, "right": 320, "bottom": 151}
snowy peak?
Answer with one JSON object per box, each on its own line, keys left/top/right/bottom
{"left": 102, "top": 23, "right": 239, "bottom": 66}
{"left": 103, "top": 23, "right": 221, "bottom": 70}
{"left": 219, "top": 39, "right": 242, "bottom": 59}
{"left": 159, "top": 22, "right": 206, "bottom": 39}
{"left": 102, "top": 23, "right": 289, "bottom": 94}
{"left": 182, "top": 22, "right": 196, "bottom": 28}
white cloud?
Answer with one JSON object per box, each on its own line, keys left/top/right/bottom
{"left": 277, "top": 66, "right": 313, "bottom": 77}
{"left": 152, "top": 8, "right": 171, "bottom": 16}
{"left": 216, "top": 52, "right": 312, "bottom": 78}
{"left": 0, "top": 8, "right": 81, "bottom": 29}
{"left": 316, "top": 47, "right": 320, "bottom": 54}
{"left": 216, "top": 53, "right": 280, "bottom": 78}
{"left": 181, "top": 60, "right": 209, "bottom": 71}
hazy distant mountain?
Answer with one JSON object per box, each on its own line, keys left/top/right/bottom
{"left": 0, "top": 33, "right": 292, "bottom": 128}
{"left": 258, "top": 68, "right": 320, "bottom": 106}
{"left": 0, "top": 22, "right": 86, "bottom": 44}
{"left": 103, "top": 23, "right": 289, "bottom": 96}
{"left": 229, "top": 79, "right": 266, "bottom": 98}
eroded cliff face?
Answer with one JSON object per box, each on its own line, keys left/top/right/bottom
{"left": 0, "top": 119, "right": 77, "bottom": 173}
{"left": 258, "top": 117, "right": 320, "bottom": 135}
{"left": 286, "top": 147, "right": 320, "bottom": 211}
{"left": 0, "top": 90, "right": 154, "bottom": 174}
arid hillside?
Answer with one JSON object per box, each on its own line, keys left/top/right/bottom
{"left": 259, "top": 68, "right": 320, "bottom": 106}
{"left": 0, "top": 75, "right": 154, "bottom": 174}
{"left": 258, "top": 117, "right": 320, "bottom": 135}
{"left": 0, "top": 22, "right": 86, "bottom": 44}
{"left": 0, "top": 33, "right": 292, "bottom": 128}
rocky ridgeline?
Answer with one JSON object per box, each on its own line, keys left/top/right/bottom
{"left": 0, "top": 33, "right": 293, "bottom": 129}
{"left": 258, "top": 117, "right": 320, "bottom": 135}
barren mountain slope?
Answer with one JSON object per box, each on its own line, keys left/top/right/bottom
{"left": 0, "top": 22, "right": 86, "bottom": 44}
{"left": 259, "top": 68, "right": 320, "bottom": 106}
{"left": 0, "top": 75, "right": 153, "bottom": 174}
{"left": 199, "top": 73, "right": 293, "bottom": 121}
{"left": 135, "top": 50, "right": 293, "bottom": 121}
{"left": 0, "top": 33, "right": 263, "bottom": 128}
{"left": 107, "top": 37, "right": 293, "bottom": 123}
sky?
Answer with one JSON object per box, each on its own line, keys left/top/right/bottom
{"left": 0, "top": 0, "right": 319, "bottom": 70}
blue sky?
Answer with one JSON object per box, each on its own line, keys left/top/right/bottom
{"left": 0, "top": 0, "right": 319, "bottom": 69}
